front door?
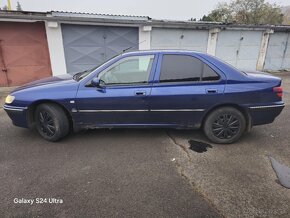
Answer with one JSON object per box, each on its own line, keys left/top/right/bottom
{"left": 75, "top": 54, "right": 156, "bottom": 126}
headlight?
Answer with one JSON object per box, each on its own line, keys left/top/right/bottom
{"left": 5, "top": 95, "right": 15, "bottom": 104}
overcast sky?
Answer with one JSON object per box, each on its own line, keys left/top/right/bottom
{"left": 2, "top": 0, "right": 290, "bottom": 20}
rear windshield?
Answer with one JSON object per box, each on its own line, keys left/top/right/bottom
{"left": 200, "top": 54, "right": 246, "bottom": 76}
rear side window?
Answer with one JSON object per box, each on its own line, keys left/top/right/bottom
{"left": 160, "top": 55, "right": 202, "bottom": 83}
{"left": 202, "top": 64, "right": 220, "bottom": 81}
{"left": 160, "top": 55, "right": 220, "bottom": 83}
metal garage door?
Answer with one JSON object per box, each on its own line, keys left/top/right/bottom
{"left": 151, "top": 28, "right": 208, "bottom": 52}
{"left": 264, "top": 33, "right": 290, "bottom": 70}
{"left": 62, "top": 24, "right": 138, "bottom": 73}
{"left": 0, "top": 22, "right": 52, "bottom": 87}
{"left": 216, "top": 30, "right": 262, "bottom": 70}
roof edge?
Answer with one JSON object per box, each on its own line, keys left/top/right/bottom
{"left": 0, "top": 10, "right": 289, "bottom": 31}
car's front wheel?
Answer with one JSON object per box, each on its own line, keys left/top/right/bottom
{"left": 203, "top": 107, "right": 246, "bottom": 144}
{"left": 35, "top": 103, "right": 70, "bottom": 142}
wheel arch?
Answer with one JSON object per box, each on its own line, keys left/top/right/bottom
{"left": 201, "top": 103, "right": 252, "bottom": 132}
{"left": 26, "top": 100, "right": 73, "bottom": 131}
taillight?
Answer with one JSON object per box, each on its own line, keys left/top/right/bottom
{"left": 273, "top": 86, "right": 283, "bottom": 98}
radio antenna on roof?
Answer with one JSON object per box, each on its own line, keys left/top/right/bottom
{"left": 122, "top": 40, "right": 146, "bottom": 53}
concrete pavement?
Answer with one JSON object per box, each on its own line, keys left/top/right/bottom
{"left": 1, "top": 72, "right": 289, "bottom": 217}
{"left": 165, "top": 72, "right": 290, "bottom": 217}
{"left": 0, "top": 109, "right": 220, "bottom": 217}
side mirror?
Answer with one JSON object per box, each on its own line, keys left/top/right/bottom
{"left": 91, "top": 78, "right": 102, "bottom": 88}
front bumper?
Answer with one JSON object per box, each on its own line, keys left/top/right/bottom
{"left": 3, "top": 105, "right": 29, "bottom": 128}
{"left": 249, "top": 103, "right": 285, "bottom": 126}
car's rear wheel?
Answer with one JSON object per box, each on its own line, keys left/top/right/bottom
{"left": 35, "top": 103, "right": 70, "bottom": 142}
{"left": 203, "top": 107, "right": 246, "bottom": 144}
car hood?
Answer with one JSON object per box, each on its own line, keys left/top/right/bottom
{"left": 12, "top": 74, "right": 76, "bottom": 93}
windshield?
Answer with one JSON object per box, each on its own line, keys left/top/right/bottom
{"left": 202, "top": 53, "right": 247, "bottom": 76}
{"left": 72, "top": 54, "right": 123, "bottom": 82}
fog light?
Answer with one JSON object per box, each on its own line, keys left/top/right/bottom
{"left": 5, "top": 95, "right": 15, "bottom": 104}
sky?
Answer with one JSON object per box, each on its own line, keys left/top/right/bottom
{"left": 1, "top": 0, "right": 290, "bottom": 20}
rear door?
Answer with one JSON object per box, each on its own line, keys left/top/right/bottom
{"left": 148, "top": 53, "right": 226, "bottom": 127}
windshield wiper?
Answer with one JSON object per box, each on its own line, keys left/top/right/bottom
{"left": 73, "top": 69, "right": 91, "bottom": 81}
{"left": 73, "top": 65, "right": 103, "bottom": 81}
{"left": 73, "top": 72, "right": 82, "bottom": 81}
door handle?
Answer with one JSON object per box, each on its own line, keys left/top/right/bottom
{"left": 206, "top": 89, "right": 218, "bottom": 94}
{"left": 135, "top": 91, "right": 146, "bottom": 96}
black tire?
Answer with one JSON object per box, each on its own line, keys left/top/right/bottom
{"left": 35, "top": 103, "right": 70, "bottom": 142}
{"left": 203, "top": 107, "right": 246, "bottom": 144}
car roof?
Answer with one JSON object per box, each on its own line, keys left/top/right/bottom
{"left": 122, "top": 49, "right": 203, "bottom": 56}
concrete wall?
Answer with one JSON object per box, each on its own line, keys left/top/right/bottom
{"left": 45, "top": 21, "right": 67, "bottom": 76}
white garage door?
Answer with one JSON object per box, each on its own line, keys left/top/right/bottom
{"left": 151, "top": 28, "right": 208, "bottom": 52}
{"left": 215, "top": 30, "right": 262, "bottom": 70}
{"left": 264, "top": 32, "right": 290, "bottom": 70}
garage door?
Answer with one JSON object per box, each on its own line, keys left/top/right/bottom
{"left": 264, "top": 33, "right": 290, "bottom": 70}
{"left": 151, "top": 28, "right": 208, "bottom": 52}
{"left": 215, "top": 30, "right": 262, "bottom": 70}
{"left": 61, "top": 24, "right": 138, "bottom": 74}
{"left": 0, "top": 22, "right": 52, "bottom": 87}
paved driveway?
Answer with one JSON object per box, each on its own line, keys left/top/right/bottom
{"left": 1, "top": 72, "right": 289, "bottom": 217}
{"left": 166, "top": 72, "right": 290, "bottom": 217}
{"left": 0, "top": 110, "right": 219, "bottom": 217}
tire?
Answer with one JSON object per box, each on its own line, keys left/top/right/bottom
{"left": 203, "top": 107, "right": 246, "bottom": 144}
{"left": 35, "top": 103, "right": 70, "bottom": 142}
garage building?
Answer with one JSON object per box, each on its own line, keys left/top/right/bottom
{"left": 0, "top": 10, "right": 289, "bottom": 86}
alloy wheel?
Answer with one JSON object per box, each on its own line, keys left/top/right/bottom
{"left": 38, "top": 110, "right": 56, "bottom": 137}
{"left": 212, "top": 114, "right": 240, "bottom": 139}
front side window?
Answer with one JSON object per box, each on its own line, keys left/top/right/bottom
{"left": 159, "top": 54, "right": 220, "bottom": 83}
{"left": 98, "top": 55, "right": 154, "bottom": 85}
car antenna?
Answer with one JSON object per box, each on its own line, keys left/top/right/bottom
{"left": 122, "top": 40, "right": 146, "bottom": 53}
{"left": 108, "top": 40, "right": 147, "bottom": 61}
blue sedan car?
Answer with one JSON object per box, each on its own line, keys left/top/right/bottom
{"left": 3, "top": 50, "right": 284, "bottom": 143}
